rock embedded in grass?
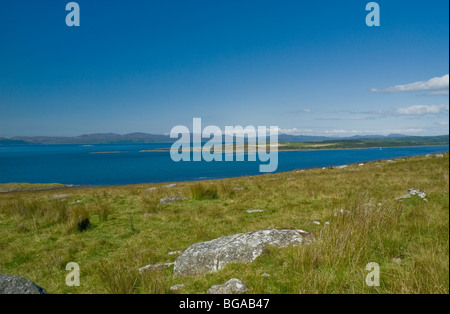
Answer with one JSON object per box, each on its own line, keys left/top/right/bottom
{"left": 138, "top": 262, "right": 175, "bottom": 274}
{"left": 395, "top": 189, "right": 428, "bottom": 202}
{"left": 160, "top": 197, "right": 187, "bottom": 205}
{"left": 0, "top": 274, "right": 47, "bottom": 294}
{"left": 334, "top": 209, "right": 350, "bottom": 216}
{"left": 168, "top": 250, "right": 183, "bottom": 256}
{"left": 246, "top": 209, "right": 265, "bottom": 213}
{"left": 207, "top": 279, "right": 249, "bottom": 294}
{"left": 173, "top": 229, "right": 314, "bottom": 277}
{"left": 170, "top": 284, "right": 186, "bottom": 291}
{"left": 50, "top": 194, "right": 70, "bottom": 200}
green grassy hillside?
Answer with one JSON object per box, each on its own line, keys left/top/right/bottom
{"left": 0, "top": 153, "right": 448, "bottom": 294}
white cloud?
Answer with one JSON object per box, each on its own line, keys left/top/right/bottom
{"left": 287, "top": 109, "right": 312, "bottom": 114}
{"left": 321, "top": 128, "right": 424, "bottom": 136}
{"left": 372, "top": 74, "right": 449, "bottom": 94}
{"left": 428, "top": 90, "right": 450, "bottom": 96}
{"left": 394, "top": 104, "right": 449, "bottom": 115}
{"left": 276, "top": 127, "right": 313, "bottom": 134}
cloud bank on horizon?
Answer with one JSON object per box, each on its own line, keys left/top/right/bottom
{"left": 372, "top": 74, "right": 449, "bottom": 95}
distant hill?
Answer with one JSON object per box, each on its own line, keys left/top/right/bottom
{"left": 278, "top": 133, "right": 410, "bottom": 142}
{"left": 10, "top": 133, "right": 174, "bottom": 145}
{"left": 1, "top": 133, "right": 448, "bottom": 146}
{"left": 0, "top": 138, "right": 30, "bottom": 145}
{"left": 280, "top": 135, "right": 449, "bottom": 150}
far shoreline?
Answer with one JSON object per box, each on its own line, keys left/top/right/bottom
{"left": 277, "top": 144, "right": 450, "bottom": 152}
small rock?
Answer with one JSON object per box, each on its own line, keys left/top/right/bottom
{"left": 393, "top": 258, "right": 402, "bottom": 265}
{"left": 143, "top": 213, "right": 154, "bottom": 218}
{"left": 164, "top": 184, "right": 177, "bottom": 188}
{"left": 312, "top": 221, "right": 321, "bottom": 225}
{"left": 325, "top": 221, "right": 330, "bottom": 225}
{"left": 138, "top": 263, "right": 175, "bottom": 274}
{"left": 160, "top": 197, "right": 187, "bottom": 205}
{"left": 334, "top": 209, "right": 350, "bottom": 216}
{"left": 145, "top": 187, "right": 157, "bottom": 192}
{"left": 261, "top": 273, "right": 271, "bottom": 277}
{"left": 359, "top": 163, "right": 364, "bottom": 166}
{"left": 386, "top": 160, "right": 396, "bottom": 163}
{"left": 234, "top": 187, "right": 244, "bottom": 191}
{"left": 435, "top": 154, "right": 444, "bottom": 158}
{"left": 50, "top": 194, "right": 70, "bottom": 200}
{"left": 246, "top": 209, "right": 265, "bottom": 213}
{"left": 69, "top": 200, "right": 82, "bottom": 205}
{"left": 207, "top": 279, "right": 249, "bottom": 295}
{"left": 409, "top": 189, "right": 427, "bottom": 199}
{"left": 395, "top": 194, "right": 411, "bottom": 200}
{"left": 0, "top": 274, "right": 47, "bottom": 294}
{"left": 170, "top": 284, "right": 186, "bottom": 291}
{"left": 168, "top": 251, "right": 183, "bottom": 256}
{"left": 396, "top": 189, "right": 428, "bottom": 202}
{"left": 334, "top": 165, "right": 348, "bottom": 169}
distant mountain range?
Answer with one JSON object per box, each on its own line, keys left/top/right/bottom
{"left": 277, "top": 134, "right": 409, "bottom": 142}
{"left": 0, "top": 133, "right": 171, "bottom": 145}
{"left": 0, "top": 133, "right": 448, "bottom": 145}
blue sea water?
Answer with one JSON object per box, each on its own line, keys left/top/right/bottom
{"left": 0, "top": 144, "right": 448, "bottom": 186}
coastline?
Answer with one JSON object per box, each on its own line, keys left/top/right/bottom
{"left": 1, "top": 151, "right": 447, "bottom": 192}
{"left": 277, "top": 144, "right": 450, "bottom": 152}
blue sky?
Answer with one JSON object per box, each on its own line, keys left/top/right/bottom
{"left": 0, "top": 0, "right": 448, "bottom": 137}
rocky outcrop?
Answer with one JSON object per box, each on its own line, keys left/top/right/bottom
{"left": 396, "top": 189, "right": 428, "bottom": 202}
{"left": 0, "top": 274, "right": 47, "bottom": 294}
{"left": 173, "top": 229, "right": 313, "bottom": 277}
{"left": 207, "top": 279, "right": 249, "bottom": 294}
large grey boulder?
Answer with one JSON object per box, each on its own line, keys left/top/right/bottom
{"left": 0, "top": 274, "right": 47, "bottom": 294}
{"left": 174, "top": 229, "right": 313, "bottom": 277}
